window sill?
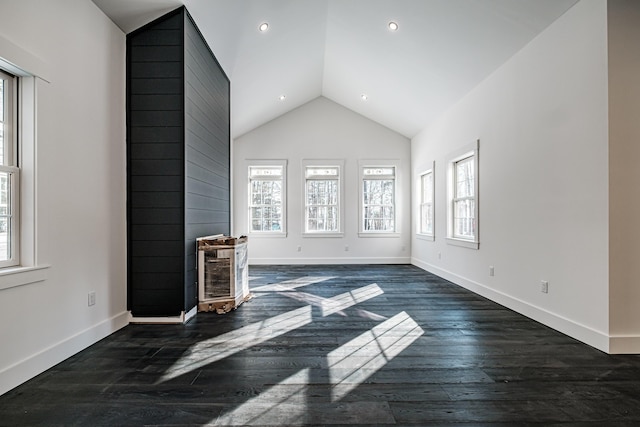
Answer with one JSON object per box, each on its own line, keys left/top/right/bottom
{"left": 416, "top": 233, "right": 435, "bottom": 242}
{"left": 358, "top": 232, "right": 400, "bottom": 238}
{"left": 302, "top": 232, "right": 344, "bottom": 238}
{"left": 0, "top": 264, "right": 51, "bottom": 291}
{"left": 446, "top": 237, "right": 479, "bottom": 250}
{"left": 249, "top": 232, "right": 288, "bottom": 238}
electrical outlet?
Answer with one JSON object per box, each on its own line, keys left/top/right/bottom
{"left": 297, "top": 246, "right": 302, "bottom": 252}
{"left": 540, "top": 280, "right": 549, "bottom": 294}
{"left": 344, "top": 245, "right": 349, "bottom": 251}
{"left": 438, "top": 252, "right": 442, "bottom": 259}
{"left": 489, "top": 266, "right": 494, "bottom": 276}
{"left": 88, "top": 291, "right": 96, "bottom": 306}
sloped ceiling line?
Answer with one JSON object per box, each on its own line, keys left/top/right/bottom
{"left": 93, "top": 0, "right": 579, "bottom": 139}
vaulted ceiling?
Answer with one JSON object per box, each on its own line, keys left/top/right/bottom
{"left": 93, "top": 0, "right": 579, "bottom": 138}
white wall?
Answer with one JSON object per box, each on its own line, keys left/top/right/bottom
{"left": 411, "top": 0, "right": 612, "bottom": 351}
{"left": 233, "top": 97, "right": 411, "bottom": 264}
{"left": 0, "top": 0, "right": 127, "bottom": 395}
{"left": 608, "top": 0, "right": 640, "bottom": 353}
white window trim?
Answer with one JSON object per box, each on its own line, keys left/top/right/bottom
{"left": 446, "top": 140, "right": 479, "bottom": 250}
{"left": 358, "top": 159, "right": 400, "bottom": 238}
{"left": 302, "top": 159, "right": 344, "bottom": 238}
{"left": 416, "top": 161, "right": 435, "bottom": 241}
{"left": 247, "top": 159, "right": 287, "bottom": 238}
{"left": 0, "top": 51, "right": 50, "bottom": 290}
{"left": 0, "top": 70, "right": 19, "bottom": 268}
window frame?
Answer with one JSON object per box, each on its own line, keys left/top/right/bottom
{"left": 417, "top": 161, "right": 435, "bottom": 241}
{"left": 247, "top": 159, "right": 287, "bottom": 237}
{"left": 0, "top": 41, "right": 49, "bottom": 289}
{"left": 302, "top": 159, "right": 344, "bottom": 237}
{"left": 446, "top": 140, "right": 479, "bottom": 249}
{"left": 0, "top": 69, "right": 19, "bottom": 268}
{"left": 358, "top": 160, "right": 400, "bottom": 238}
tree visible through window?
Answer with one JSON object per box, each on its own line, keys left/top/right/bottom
{"left": 362, "top": 167, "right": 395, "bottom": 232}
{"left": 420, "top": 170, "right": 434, "bottom": 236}
{"left": 452, "top": 155, "right": 475, "bottom": 239}
{"left": 305, "top": 166, "right": 339, "bottom": 233}
{"left": 249, "top": 165, "right": 284, "bottom": 233}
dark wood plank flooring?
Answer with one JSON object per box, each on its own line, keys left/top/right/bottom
{"left": 2, "top": 264, "right": 640, "bottom": 426}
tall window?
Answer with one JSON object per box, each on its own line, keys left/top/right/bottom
{"left": 453, "top": 156, "right": 474, "bottom": 239}
{"left": 0, "top": 70, "right": 18, "bottom": 267}
{"left": 248, "top": 161, "right": 286, "bottom": 235}
{"left": 419, "top": 167, "right": 434, "bottom": 238}
{"left": 361, "top": 166, "right": 396, "bottom": 233}
{"left": 304, "top": 164, "right": 341, "bottom": 234}
{"left": 447, "top": 140, "right": 479, "bottom": 249}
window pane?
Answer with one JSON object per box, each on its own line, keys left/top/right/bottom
{"left": 249, "top": 166, "right": 282, "bottom": 178}
{"left": 455, "top": 157, "right": 474, "bottom": 198}
{"left": 422, "top": 173, "right": 433, "bottom": 202}
{"left": 249, "top": 164, "right": 285, "bottom": 232}
{"left": 305, "top": 176, "right": 339, "bottom": 232}
{"left": 453, "top": 199, "right": 475, "bottom": 238}
{"left": 0, "top": 171, "right": 10, "bottom": 261}
{"left": 363, "top": 174, "right": 395, "bottom": 232}
{"left": 420, "top": 203, "right": 433, "bottom": 235}
{"left": 306, "top": 167, "right": 338, "bottom": 178}
{"left": 305, "top": 164, "right": 340, "bottom": 233}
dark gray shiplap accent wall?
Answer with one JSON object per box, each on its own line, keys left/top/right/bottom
{"left": 127, "top": 7, "right": 230, "bottom": 317}
{"left": 183, "top": 13, "right": 230, "bottom": 311}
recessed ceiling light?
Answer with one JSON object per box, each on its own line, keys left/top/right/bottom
{"left": 278, "top": 94, "right": 286, "bottom": 101}
{"left": 361, "top": 94, "right": 368, "bottom": 101}
{"left": 259, "top": 22, "right": 269, "bottom": 32}
{"left": 388, "top": 21, "right": 398, "bottom": 31}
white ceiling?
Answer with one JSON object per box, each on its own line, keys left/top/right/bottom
{"left": 92, "top": 0, "right": 579, "bottom": 138}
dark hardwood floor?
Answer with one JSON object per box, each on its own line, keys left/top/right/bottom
{"left": 2, "top": 264, "right": 640, "bottom": 426}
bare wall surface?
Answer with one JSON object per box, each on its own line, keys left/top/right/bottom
{"left": 411, "top": 0, "right": 610, "bottom": 351}
{"left": 233, "top": 97, "right": 411, "bottom": 264}
{"left": 0, "top": 0, "right": 127, "bottom": 395}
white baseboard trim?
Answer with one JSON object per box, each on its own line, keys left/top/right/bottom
{"left": 129, "top": 307, "right": 199, "bottom": 324}
{"left": 184, "top": 306, "right": 198, "bottom": 323}
{"left": 411, "top": 258, "right": 611, "bottom": 354}
{"left": 0, "top": 310, "right": 129, "bottom": 396}
{"left": 249, "top": 257, "right": 411, "bottom": 265}
{"left": 129, "top": 310, "right": 190, "bottom": 324}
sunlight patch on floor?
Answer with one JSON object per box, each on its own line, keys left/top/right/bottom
{"left": 251, "top": 276, "right": 336, "bottom": 292}
{"left": 327, "top": 311, "right": 424, "bottom": 401}
{"left": 214, "top": 369, "right": 310, "bottom": 426}
{"left": 157, "top": 306, "right": 312, "bottom": 383}
{"left": 276, "top": 283, "right": 384, "bottom": 317}
{"left": 158, "top": 283, "right": 384, "bottom": 383}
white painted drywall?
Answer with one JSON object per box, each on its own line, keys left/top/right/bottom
{"left": 0, "top": 0, "right": 127, "bottom": 395}
{"left": 608, "top": 0, "right": 640, "bottom": 353}
{"left": 411, "top": 0, "right": 611, "bottom": 351}
{"left": 233, "top": 97, "right": 411, "bottom": 264}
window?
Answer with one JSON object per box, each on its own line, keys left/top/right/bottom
{"left": 418, "top": 164, "right": 434, "bottom": 239}
{"left": 304, "top": 160, "right": 343, "bottom": 235}
{"left": 446, "top": 140, "right": 479, "bottom": 249}
{"left": 361, "top": 166, "right": 396, "bottom": 233}
{"left": 0, "top": 70, "right": 18, "bottom": 267}
{"left": 453, "top": 156, "right": 474, "bottom": 238}
{"left": 248, "top": 160, "right": 286, "bottom": 235}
